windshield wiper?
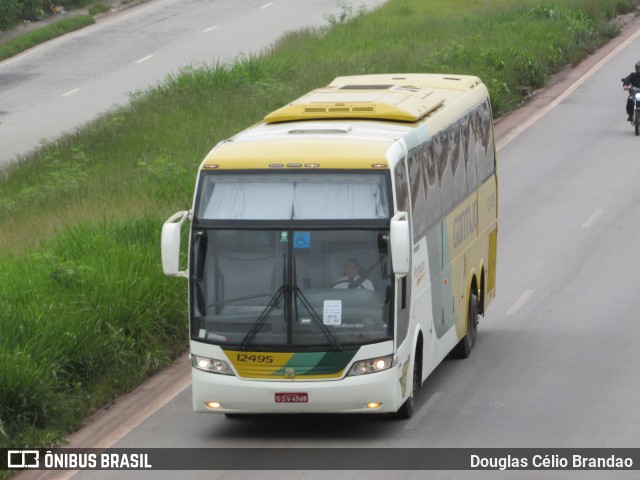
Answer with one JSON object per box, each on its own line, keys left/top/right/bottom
{"left": 293, "top": 256, "right": 341, "bottom": 351}
{"left": 240, "top": 253, "right": 288, "bottom": 350}
{"left": 293, "top": 286, "right": 341, "bottom": 351}
{"left": 239, "top": 254, "right": 342, "bottom": 352}
{"left": 239, "top": 284, "right": 286, "bottom": 350}
{"left": 206, "top": 292, "right": 277, "bottom": 310}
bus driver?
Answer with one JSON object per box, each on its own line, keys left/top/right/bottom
{"left": 332, "top": 259, "right": 375, "bottom": 291}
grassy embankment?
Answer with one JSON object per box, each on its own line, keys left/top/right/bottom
{"left": 0, "top": 0, "right": 638, "bottom": 460}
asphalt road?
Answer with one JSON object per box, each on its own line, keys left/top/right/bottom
{"left": 0, "top": 0, "right": 385, "bottom": 166}
{"left": 10, "top": 5, "right": 640, "bottom": 480}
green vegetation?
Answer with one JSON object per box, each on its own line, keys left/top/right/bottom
{"left": 88, "top": 1, "right": 111, "bottom": 16}
{"left": 0, "top": 0, "right": 638, "bottom": 464}
{"left": 0, "top": 14, "right": 94, "bottom": 61}
{"left": 0, "top": 216, "right": 185, "bottom": 451}
{"left": 1, "top": 1, "right": 96, "bottom": 29}
{"left": 0, "top": 0, "right": 119, "bottom": 61}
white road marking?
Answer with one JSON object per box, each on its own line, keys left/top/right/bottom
{"left": 203, "top": 25, "right": 219, "bottom": 33}
{"left": 404, "top": 391, "right": 445, "bottom": 430}
{"left": 582, "top": 209, "right": 603, "bottom": 228}
{"left": 62, "top": 88, "right": 80, "bottom": 97}
{"left": 259, "top": 2, "right": 274, "bottom": 9}
{"left": 136, "top": 54, "right": 154, "bottom": 64}
{"left": 506, "top": 289, "right": 535, "bottom": 315}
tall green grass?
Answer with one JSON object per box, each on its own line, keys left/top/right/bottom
{"left": 0, "top": 0, "right": 638, "bottom": 459}
{"left": 0, "top": 216, "right": 186, "bottom": 450}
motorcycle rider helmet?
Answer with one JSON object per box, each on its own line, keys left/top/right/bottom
{"left": 636, "top": 60, "right": 640, "bottom": 74}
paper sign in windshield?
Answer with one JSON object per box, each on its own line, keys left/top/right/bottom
{"left": 323, "top": 300, "right": 342, "bottom": 325}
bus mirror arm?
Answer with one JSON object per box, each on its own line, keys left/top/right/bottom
{"left": 390, "top": 212, "right": 410, "bottom": 276}
{"left": 161, "top": 210, "right": 191, "bottom": 278}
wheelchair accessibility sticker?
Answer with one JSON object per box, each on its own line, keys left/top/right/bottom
{"left": 293, "top": 231, "right": 311, "bottom": 249}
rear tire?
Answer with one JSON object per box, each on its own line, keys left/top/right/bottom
{"left": 451, "top": 293, "right": 478, "bottom": 359}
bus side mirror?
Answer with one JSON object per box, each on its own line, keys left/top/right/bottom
{"left": 390, "top": 212, "right": 410, "bottom": 275}
{"left": 161, "top": 211, "right": 190, "bottom": 278}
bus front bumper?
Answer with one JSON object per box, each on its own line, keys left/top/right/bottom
{"left": 192, "top": 366, "right": 400, "bottom": 414}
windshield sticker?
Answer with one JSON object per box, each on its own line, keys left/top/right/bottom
{"left": 293, "top": 231, "right": 311, "bottom": 249}
{"left": 323, "top": 300, "right": 342, "bottom": 326}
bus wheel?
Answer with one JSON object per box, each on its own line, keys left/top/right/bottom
{"left": 452, "top": 293, "right": 478, "bottom": 359}
{"left": 395, "top": 355, "right": 420, "bottom": 419}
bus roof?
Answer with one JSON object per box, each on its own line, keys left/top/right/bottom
{"left": 264, "top": 74, "right": 482, "bottom": 123}
{"left": 201, "top": 74, "right": 489, "bottom": 170}
{"left": 203, "top": 121, "right": 411, "bottom": 170}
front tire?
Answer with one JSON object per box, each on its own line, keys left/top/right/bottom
{"left": 395, "top": 355, "right": 420, "bottom": 419}
{"left": 635, "top": 112, "right": 639, "bottom": 136}
{"left": 452, "top": 293, "right": 478, "bottom": 359}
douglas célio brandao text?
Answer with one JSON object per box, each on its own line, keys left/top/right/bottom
{"left": 470, "top": 454, "right": 634, "bottom": 470}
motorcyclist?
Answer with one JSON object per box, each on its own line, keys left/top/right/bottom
{"left": 622, "top": 61, "right": 640, "bottom": 122}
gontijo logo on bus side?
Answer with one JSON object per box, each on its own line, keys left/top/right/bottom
{"left": 453, "top": 200, "right": 478, "bottom": 248}
{"left": 224, "top": 350, "right": 357, "bottom": 379}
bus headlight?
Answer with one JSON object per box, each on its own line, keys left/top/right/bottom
{"left": 347, "top": 355, "right": 393, "bottom": 376}
{"left": 192, "top": 354, "right": 235, "bottom": 375}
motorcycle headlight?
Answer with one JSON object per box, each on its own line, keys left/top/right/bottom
{"left": 191, "top": 354, "right": 235, "bottom": 375}
{"left": 347, "top": 355, "right": 393, "bottom": 376}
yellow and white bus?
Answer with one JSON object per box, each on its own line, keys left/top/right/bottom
{"left": 161, "top": 73, "right": 498, "bottom": 418}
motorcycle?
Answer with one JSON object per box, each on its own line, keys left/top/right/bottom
{"left": 623, "top": 81, "right": 640, "bottom": 136}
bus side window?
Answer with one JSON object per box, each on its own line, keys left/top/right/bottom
{"left": 408, "top": 148, "right": 428, "bottom": 241}
{"left": 474, "top": 102, "right": 495, "bottom": 184}
{"left": 394, "top": 161, "right": 409, "bottom": 212}
{"left": 463, "top": 115, "right": 478, "bottom": 193}
{"left": 450, "top": 122, "right": 468, "bottom": 206}
{"left": 396, "top": 275, "right": 408, "bottom": 342}
{"left": 436, "top": 131, "right": 456, "bottom": 216}
{"left": 426, "top": 142, "right": 441, "bottom": 231}
{"left": 394, "top": 160, "right": 410, "bottom": 343}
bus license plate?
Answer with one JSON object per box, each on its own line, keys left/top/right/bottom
{"left": 275, "top": 392, "right": 308, "bottom": 403}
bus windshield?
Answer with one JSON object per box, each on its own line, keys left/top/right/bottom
{"left": 190, "top": 229, "right": 393, "bottom": 349}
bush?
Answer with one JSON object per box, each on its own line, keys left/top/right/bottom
{"left": 0, "top": 0, "right": 23, "bottom": 29}
{"left": 0, "top": 0, "right": 93, "bottom": 29}
{"left": 21, "top": 0, "right": 48, "bottom": 20}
